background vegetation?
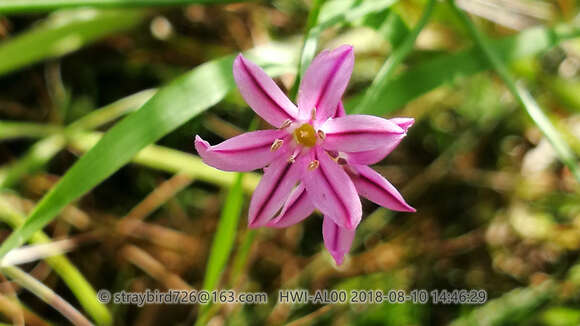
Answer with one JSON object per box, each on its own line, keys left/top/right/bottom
{"left": 1, "top": 0, "right": 580, "bottom": 325}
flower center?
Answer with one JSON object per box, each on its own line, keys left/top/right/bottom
{"left": 293, "top": 123, "right": 317, "bottom": 147}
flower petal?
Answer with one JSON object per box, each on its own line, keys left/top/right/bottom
{"left": 298, "top": 45, "right": 354, "bottom": 124}
{"left": 343, "top": 136, "right": 405, "bottom": 165}
{"left": 323, "top": 216, "right": 355, "bottom": 265}
{"left": 390, "top": 117, "right": 415, "bottom": 131}
{"left": 343, "top": 117, "right": 414, "bottom": 165}
{"left": 302, "top": 147, "right": 361, "bottom": 229}
{"left": 267, "top": 183, "right": 315, "bottom": 228}
{"left": 233, "top": 54, "right": 299, "bottom": 127}
{"left": 349, "top": 165, "right": 415, "bottom": 212}
{"left": 334, "top": 101, "right": 346, "bottom": 118}
{"left": 195, "top": 130, "right": 289, "bottom": 172}
{"left": 320, "top": 115, "right": 405, "bottom": 152}
{"left": 248, "top": 154, "right": 307, "bottom": 228}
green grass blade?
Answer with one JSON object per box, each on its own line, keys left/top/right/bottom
{"left": 353, "top": 0, "right": 435, "bottom": 114}
{"left": 450, "top": 281, "right": 556, "bottom": 326}
{"left": 0, "top": 0, "right": 242, "bottom": 13}
{"left": 0, "top": 9, "right": 145, "bottom": 76}
{"left": 350, "top": 21, "right": 580, "bottom": 115}
{"left": 0, "top": 51, "right": 290, "bottom": 260}
{"left": 0, "top": 122, "right": 61, "bottom": 140}
{"left": 369, "top": 10, "right": 410, "bottom": 47}
{"left": 1, "top": 266, "right": 93, "bottom": 326}
{"left": 447, "top": 0, "right": 580, "bottom": 181}
{"left": 0, "top": 197, "right": 112, "bottom": 325}
{"left": 68, "top": 132, "right": 261, "bottom": 193}
{"left": 0, "top": 90, "right": 156, "bottom": 188}
{"left": 0, "top": 135, "right": 66, "bottom": 188}
{"left": 196, "top": 173, "right": 245, "bottom": 326}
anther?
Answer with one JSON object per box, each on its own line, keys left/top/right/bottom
{"left": 308, "top": 160, "right": 319, "bottom": 171}
{"left": 279, "top": 119, "right": 292, "bottom": 129}
{"left": 270, "top": 139, "right": 284, "bottom": 151}
{"left": 311, "top": 107, "right": 317, "bottom": 121}
{"left": 288, "top": 155, "right": 296, "bottom": 164}
{"left": 317, "top": 130, "right": 326, "bottom": 140}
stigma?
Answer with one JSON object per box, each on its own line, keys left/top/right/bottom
{"left": 293, "top": 123, "right": 317, "bottom": 147}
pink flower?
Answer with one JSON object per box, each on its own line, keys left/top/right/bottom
{"left": 195, "top": 45, "right": 415, "bottom": 265}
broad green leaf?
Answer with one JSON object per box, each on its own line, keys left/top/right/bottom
{"left": 0, "top": 0, "right": 241, "bottom": 13}
{"left": 0, "top": 50, "right": 293, "bottom": 260}
{"left": 353, "top": 0, "right": 435, "bottom": 114}
{"left": 349, "top": 22, "right": 580, "bottom": 115}
{"left": 0, "top": 89, "right": 156, "bottom": 188}
{"left": 0, "top": 9, "right": 145, "bottom": 76}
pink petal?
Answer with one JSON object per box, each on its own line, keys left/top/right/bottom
{"left": 390, "top": 117, "right": 415, "bottom": 131}
{"left": 323, "top": 216, "right": 355, "bottom": 265}
{"left": 267, "top": 183, "right": 315, "bottom": 228}
{"left": 194, "top": 130, "right": 289, "bottom": 172}
{"left": 297, "top": 45, "right": 354, "bottom": 124}
{"left": 334, "top": 101, "right": 346, "bottom": 118}
{"left": 320, "top": 115, "right": 405, "bottom": 152}
{"left": 233, "top": 54, "right": 299, "bottom": 127}
{"left": 248, "top": 154, "right": 307, "bottom": 228}
{"left": 343, "top": 117, "right": 414, "bottom": 165}
{"left": 349, "top": 165, "right": 415, "bottom": 212}
{"left": 302, "top": 147, "right": 361, "bottom": 229}
{"left": 343, "top": 134, "right": 404, "bottom": 165}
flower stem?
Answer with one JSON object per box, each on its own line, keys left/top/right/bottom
{"left": 353, "top": 0, "right": 436, "bottom": 114}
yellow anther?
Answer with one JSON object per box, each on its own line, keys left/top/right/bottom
{"left": 270, "top": 139, "right": 284, "bottom": 151}
{"left": 308, "top": 160, "right": 319, "bottom": 171}
{"left": 293, "top": 123, "right": 317, "bottom": 147}
{"left": 279, "top": 119, "right": 292, "bottom": 129}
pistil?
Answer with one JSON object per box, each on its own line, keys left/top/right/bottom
{"left": 293, "top": 123, "right": 317, "bottom": 147}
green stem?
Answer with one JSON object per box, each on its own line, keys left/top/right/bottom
{"left": 353, "top": 0, "right": 436, "bottom": 114}
{"left": 447, "top": 0, "right": 580, "bottom": 182}
{"left": 289, "top": 0, "right": 398, "bottom": 101}
{"left": 0, "top": 0, "right": 241, "bottom": 13}
{"left": 289, "top": 0, "right": 326, "bottom": 101}
{"left": 1, "top": 266, "right": 93, "bottom": 326}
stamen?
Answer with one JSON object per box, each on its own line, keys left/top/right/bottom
{"left": 308, "top": 160, "right": 319, "bottom": 171}
{"left": 337, "top": 157, "right": 348, "bottom": 165}
{"left": 327, "top": 150, "right": 339, "bottom": 158}
{"left": 317, "top": 130, "right": 326, "bottom": 140}
{"left": 311, "top": 107, "right": 317, "bottom": 121}
{"left": 279, "top": 119, "right": 292, "bottom": 129}
{"left": 270, "top": 139, "right": 284, "bottom": 151}
{"left": 288, "top": 155, "right": 296, "bottom": 163}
